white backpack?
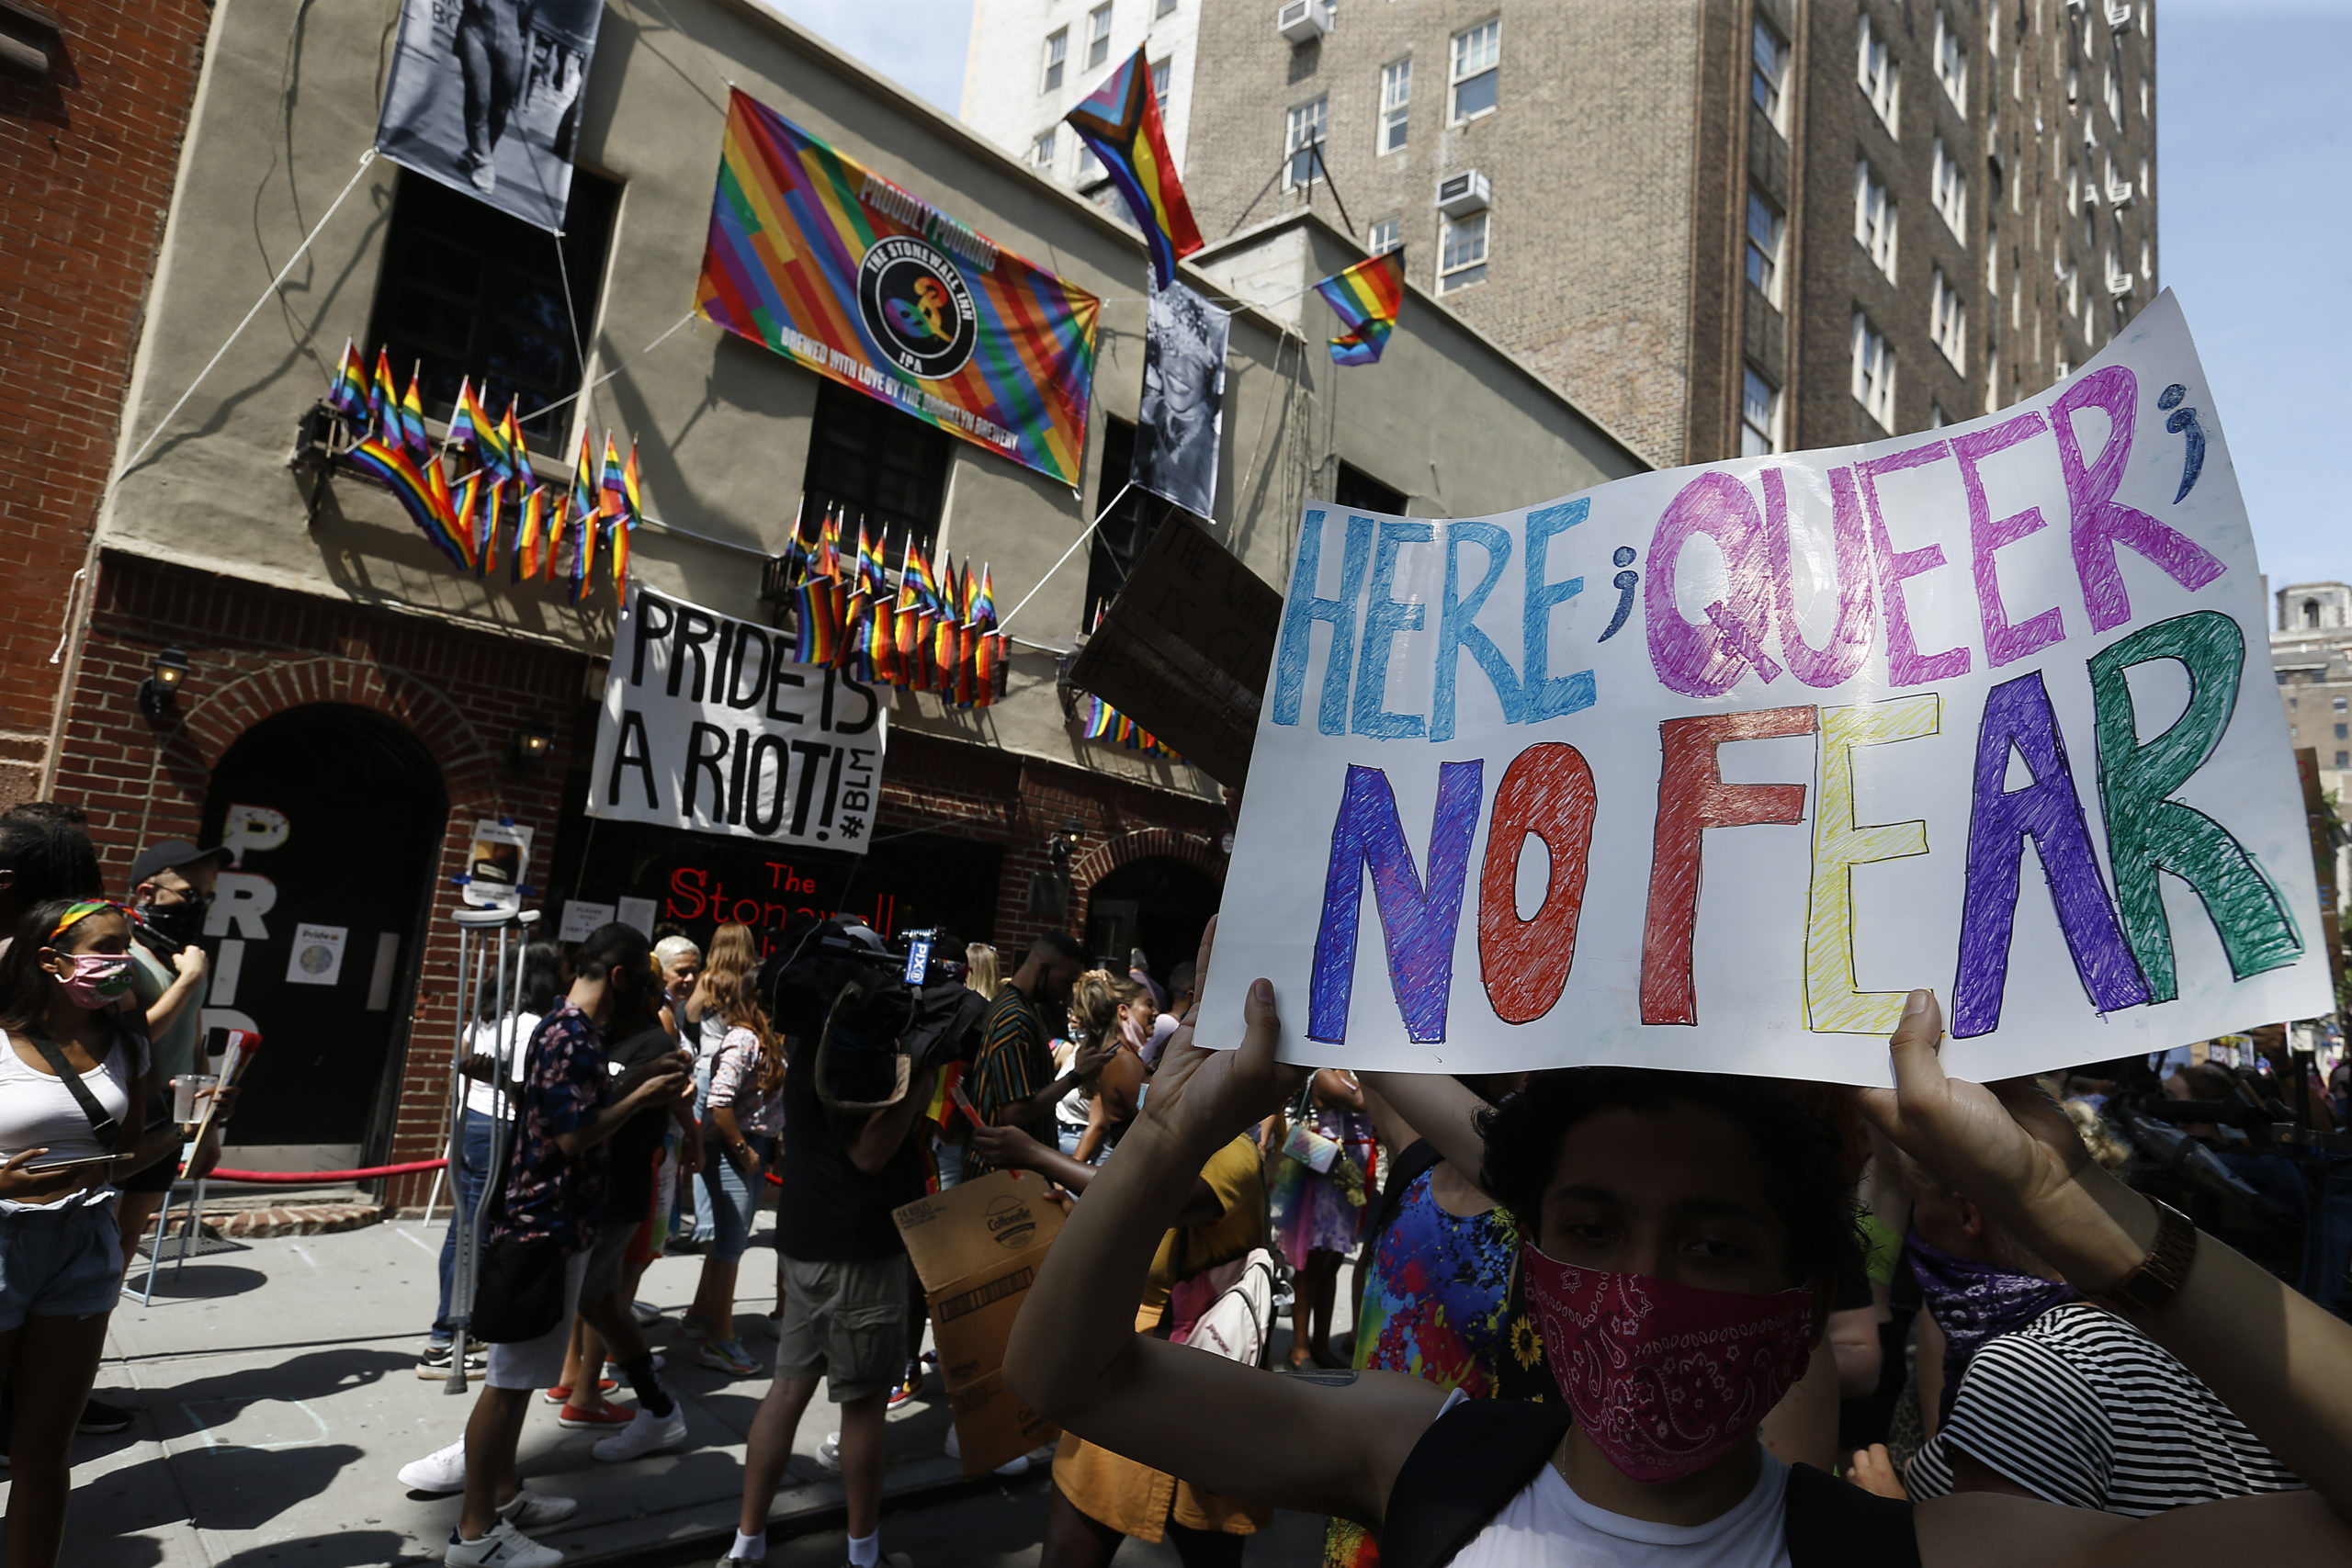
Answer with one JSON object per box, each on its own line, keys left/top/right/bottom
{"left": 1170, "top": 1247, "right": 1277, "bottom": 1367}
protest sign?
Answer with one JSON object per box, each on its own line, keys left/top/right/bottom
{"left": 587, "top": 586, "right": 888, "bottom": 853}
{"left": 1067, "top": 512, "right": 1283, "bottom": 785}
{"left": 1204, "top": 294, "right": 2331, "bottom": 1086}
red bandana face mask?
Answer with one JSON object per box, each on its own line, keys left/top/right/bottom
{"left": 1521, "top": 1246, "right": 1815, "bottom": 1483}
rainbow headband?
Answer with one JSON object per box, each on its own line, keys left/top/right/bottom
{"left": 49, "top": 900, "right": 127, "bottom": 942}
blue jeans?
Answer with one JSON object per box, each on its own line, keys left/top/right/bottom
{"left": 698, "top": 1131, "right": 776, "bottom": 1265}
{"left": 672, "top": 1060, "right": 715, "bottom": 1245}
{"left": 431, "top": 1109, "right": 499, "bottom": 1340}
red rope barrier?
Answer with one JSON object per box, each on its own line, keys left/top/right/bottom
{"left": 204, "top": 1158, "right": 447, "bottom": 1183}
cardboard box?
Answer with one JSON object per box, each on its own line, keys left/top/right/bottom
{"left": 892, "top": 1169, "right": 1065, "bottom": 1476}
{"left": 947, "top": 1370, "right": 1060, "bottom": 1477}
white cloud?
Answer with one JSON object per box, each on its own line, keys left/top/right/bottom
{"left": 755, "top": 0, "right": 976, "bottom": 115}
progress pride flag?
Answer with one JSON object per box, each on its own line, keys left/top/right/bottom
{"left": 1205, "top": 294, "right": 2330, "bottom": 1085}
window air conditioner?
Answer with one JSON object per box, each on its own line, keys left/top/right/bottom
{"left": 2106, "top": 268, "right": 2135, "bottom": 299}
{"left": 2104, "top": 2, "right": 2133, "bottom": 31}
{"left": 2064, "top": 0, "right": 2087, "bottom": 15}
{"left": 2106, "top": 176, "right": 2135, "bottom": 209}
{"left": 1435, "top": 170, "right": 1491, "bottom": 217}
{"left": 1276, "top": 1, "right": 1332, "bottom": 45}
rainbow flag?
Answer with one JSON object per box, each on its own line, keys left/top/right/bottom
{"left": 458, "top": 473, "right": 503, "bottom": 580}
{"left": 972, "top": 632, "right": 1005, "bottom": 708}
{"left": 865, "top": 589, "right": 899, "bottom": 684}
{"left": 346, "top": 434, "right": 469, "bottom": 569}
{"left": 1315, "top": 252, "right": 1406, "bottom": 367}
{"left": 399, "top": 368, "right": 433, "bottom": 462}
{"left": 369, "top": 350, "right": 400, "bottom": 443}
{"left": 514, "top": 483, "right": 546, "bottom": 582}
{"left": 854, "top": 524, "right": 886, "bottom": 599}
{"left": 1079, "top": 694, "right": 1182, "bottom": 759}
{"left": 613, "top": 440, "right": 642, "bottom": 601}
{"left": 326, "top": 339, "right": 368, "bottom": 418}
{"left": 1065, "top": 48, "right": 1204, "bottom": 290}
{"left": 498, "top": 402, "right": 528, "bottom": 484}
{"left": 695, "top": 90, "right": 1101, "bottom": 488}
{"left": 968, "top": 564, "right": 996, "bottom": 630}
{"left": 598, "top": 434, "right": 628, "bottom": 525}
{"left": 567, "top": 434, "right": 599, "bottom": 603}
{"left": 447, "top": 377, "right": 481, "bottom": 452}
{"left": 793, "top": 578, "right": 843, "bottom": 664}
{"left": 813, "top": 508, "right": 842, "bottom": 581}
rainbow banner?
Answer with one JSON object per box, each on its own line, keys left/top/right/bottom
{"left": 695, "top": 90, "right": 1101, "bottom": 489}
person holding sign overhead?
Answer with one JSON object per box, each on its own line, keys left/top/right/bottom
{"left": 1006, "top": 922, "right": 2352, "bottom": 1568}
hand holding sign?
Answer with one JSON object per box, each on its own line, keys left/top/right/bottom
{"left": 1205, "top": 294, "right": 2328, "bottom": 1086}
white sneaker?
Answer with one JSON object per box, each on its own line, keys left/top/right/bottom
{"left": 814, "top": 1429, "right": 842, "bottom": 1472}
{"left": 497, "top": 1489, "right": 581, "bottom": 1531}
{"left": 400, "top": 1438, "right": 468, "bottom": 1495}
{"left": 446, "top": 1517, "right": 561, "bottom": 1566}
{"left": 592, "top": 1404, "right": 689, "bottom": 1462}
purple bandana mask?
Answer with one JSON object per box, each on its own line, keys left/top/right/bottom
{"left": 1905, "top": 1225, "right": 2076, "bottom": 1425}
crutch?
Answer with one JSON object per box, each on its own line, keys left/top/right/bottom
{"left": 444, "top": 905, "right": 538, "bottom": 1393}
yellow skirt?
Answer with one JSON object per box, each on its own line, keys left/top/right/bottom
{"left": 1050, "top": 1429, "right": 1272, "bottom": 1543}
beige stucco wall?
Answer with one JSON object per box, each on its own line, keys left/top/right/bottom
{"left": 101, "top": 0, "right": 1641, "bottom": 797}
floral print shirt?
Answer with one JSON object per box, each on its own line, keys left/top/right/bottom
{"left": 488, "top": 1000, "right": 609, "bottom": 1252}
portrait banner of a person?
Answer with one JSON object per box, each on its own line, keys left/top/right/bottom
{"left": 1132, "top": 278, "right": 1227, "bottom": 521}
{"left": 372, "top": 0, "right": 604, "bottom": 231}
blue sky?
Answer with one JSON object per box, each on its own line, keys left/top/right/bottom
{"left": 770, "top": 0, "right": 2348, "bottom": 591}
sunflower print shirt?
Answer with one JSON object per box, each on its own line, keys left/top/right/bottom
{"left": 1323, "top": 1165, "right": 1549, "bottom": 1568}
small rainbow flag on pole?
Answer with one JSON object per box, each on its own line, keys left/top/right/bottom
{"left": 514, "top": 484, "right": 547, "bottom": 583}
{"left": 347, "top": 434, "right": 469, "bottom": 570}
{"left": 1314, "top": 252, "right": 1406, "bottom": 367}
{"left": 613, "top": 441, "right": 641, "bottom": 601}
{"left": 369, "top": 350, "right": 401, "bottom": 443}
{"left": 326, "top": 340, "right": 368, "bottom": 418}
{"left": 792, "top": 578, "right": 843, "bottom": 665}
{"left": 1065, "top": 48, "right": 1204, "bottom": 289}
{"left": 399, "top": 367, "right": 434, "bottom": 463}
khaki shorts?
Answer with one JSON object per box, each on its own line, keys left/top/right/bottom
{"left": 774, "top": 1252, "right": 908, "bottom": 1404}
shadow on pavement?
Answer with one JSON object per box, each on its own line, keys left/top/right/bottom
{"left": 212, "top": 1529, "right": 430, "bottom": 1567}
{"left": 121, "top": 1262, "right": 272, "bottom": 1303}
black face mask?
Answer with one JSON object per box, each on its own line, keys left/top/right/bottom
{"left": 138, "top": 899, "right": 204, "bottom": 945}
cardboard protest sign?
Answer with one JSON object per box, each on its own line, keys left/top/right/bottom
{"left": 588, "top": 587, "right": 887, "bottom": 852}
{"left": 1204, "top": 295, "right": 2331, "bottom": 1086}
{"left": 1067, "top": 513, "right": 1283, "bottom": 784}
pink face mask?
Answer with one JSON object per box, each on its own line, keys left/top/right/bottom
{"left": 1521, "top": 1245, "right": 1815, "bottom": 1483}
{"left": 52, "top": 952, "right": 133, "bottom": 1010}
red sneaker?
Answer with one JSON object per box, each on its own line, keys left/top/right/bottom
{"left": 541, "top": 1378, "right": 620, "bottom": 1405}
{"left": 557, "top": 1402, "right": 638, "bottom": 1430}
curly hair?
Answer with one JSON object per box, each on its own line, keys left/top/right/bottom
{"left": 1476, "top": 1067, "right": 1861, "bottom": 1292}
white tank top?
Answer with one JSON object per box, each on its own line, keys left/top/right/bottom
{"left": 0, "top": 1026, "right": 148, "bottom": 1210}
{"left": 1442, "top": 1392, "right": 1793, "bottom": 1568}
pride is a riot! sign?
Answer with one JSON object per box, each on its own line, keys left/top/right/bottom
{"left": 1205, "top": 294, "right": 2331, "bottom": 1086}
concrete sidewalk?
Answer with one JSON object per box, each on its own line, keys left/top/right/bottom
{"left": 27, "top": 1213, "right": 994, "bottom": 1567}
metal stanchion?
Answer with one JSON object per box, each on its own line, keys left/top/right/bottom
{"left": 443, "top": 905, "right": 539, "bottom": 1394}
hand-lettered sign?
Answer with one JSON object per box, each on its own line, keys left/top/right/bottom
{"left": 1204, "top": 294, "right": 2331, "bottom": 1085}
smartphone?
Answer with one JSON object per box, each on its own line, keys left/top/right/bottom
{"left": 23, "top": 1155, "right": 118, "bottom": 1178}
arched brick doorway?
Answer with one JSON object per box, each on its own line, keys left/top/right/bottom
{"left": 1082, "top": 854, "right": 1221, "bottom": 992}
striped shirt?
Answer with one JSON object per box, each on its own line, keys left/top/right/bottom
{"left": 1905, "top": 1302, "right": 2302, "bottom": 1516}
{"left": 967, "top": 981, "right": 1054, "bottom": 1174}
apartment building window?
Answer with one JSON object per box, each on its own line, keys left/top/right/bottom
{"left": 1751, "top": 17, "right": 1790, "bottom": 131}
{"left": 1741, "top": 368, "right": 1782, "bottom": 457}
{"left": 1043, "top": 28, "right": 1068, "bottom": 92}
{"left": 1077, "top": 142, "right": 1105, "bottom": 186}
{"left": 802, "top": 378, "right": 953, "bottom": 562}
{"left": 1032, "top": 127, "right": 1059, "bottom": 170}
{"left": 1086, "top": 3, "right": 1114, "bottom": 70}
{"left": 1931, "top": 136, "right": 1968, "bottom": 239}
{"left": 1285, "top": 97, "right": 1328, "bottom": 190}
{"left": 366, "top": 167, "right": 621, "bottom": 455}
{"left": 2336, "top": 723, "right": 2347, "bottom": 741}
{"left": 1854, "top": 161, "right": 1898, "bottom": 280}
{"left": 2336, "top": 750, "right": 2347, "bottom": 768}
{"left": 2104, "top": 66, "right": 2122, "bottom": 127}
{"left": 1158, "top": 0, "right": 1178, "bottom": 15}
{"left": 2064, "top": 164, "right": 2078, "bottom": 214}
{"left": 1451, "top": 20, "right": 1500, "bottom": 123}
{"left": 1746, "top": 189, "right": 1785, "bottom": 305}
{"left": 1930, "top": 269, "right": 1968, "bottom": 369}
{"left": 1933, "top": 6, "right": 1967, "bottom": 108}
{"left": 1368, "top": 218, "right": 1402, "bottom": 254}
{"left": 2140, "top": 76, "right": 2150, "bottom": 119}
{"left": 1379, "top": 59, "right": 1411, "bottom": 154}
{"left": 1858, "top": 13, "right": 1900, "bottom": 133}
{"left": 1852, "top": 310, "right": 1896, "bottom": 429}
{"left": 1929, "top": 402, "right": 1949, "bottom": 429}
{"left": 2335, "top": 695, "right": 2346, "bottom": 711}
{"left": 1153, "top": 59, "right": 1171, "bottom": 110}
{"left": 1439, "top": 210, "right": 1488, "bottom": 292}
{"left": 2141, "top": 239, "right": 2152, "bottom": 281}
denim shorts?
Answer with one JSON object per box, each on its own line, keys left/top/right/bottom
{"left": 0, "top": 1201, "right": 123, "bottom": 1331}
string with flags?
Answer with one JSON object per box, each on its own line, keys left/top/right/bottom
{"left": 1077, "top": 693, "right": 1182, "bottom": 761}
{"left": 321, "top": 340, "right": 640, "bottom": 603}
{"left": 769, "top": 501, "right": 1010, "bottom": 709}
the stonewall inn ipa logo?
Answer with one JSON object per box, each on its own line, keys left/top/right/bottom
{"left": 857, "top": 237, "right": 978, "bottom": 379}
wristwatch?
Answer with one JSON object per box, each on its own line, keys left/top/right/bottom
{"left": 2084, "top": 1197, "right": 2198, "bottom": 1316}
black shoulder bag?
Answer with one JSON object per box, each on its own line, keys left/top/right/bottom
{"left": 467, "top": 1020, "right": 571, "bottom": 1344}
{"left": 1378, "top": 1396, "right": 1921, "bottom": 1568}
{"left": 25, "top": 1030, "right": 128, "bottom": 1147}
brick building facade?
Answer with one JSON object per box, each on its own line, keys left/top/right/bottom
{"left": 0, "top": 0, "right": 211, "bottom": 804}
{"left": 1107, "top": 0, "right": 2160, "bottom": 468}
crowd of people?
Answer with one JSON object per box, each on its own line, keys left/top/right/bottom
{"left": 3, "top": 796, "right": 2350, "bottom": 1568}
